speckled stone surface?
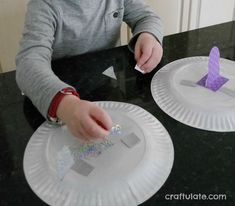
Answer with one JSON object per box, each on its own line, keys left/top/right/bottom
{"left": 0, "top": 21, "right": 235, "bottom": 205}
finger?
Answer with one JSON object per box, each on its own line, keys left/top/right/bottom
{"left": 70, "top": 120, "right": 90, "bottom": 140}
{"left": 141, "top": 47, "right": 161, "bottom": 73}
{"left": 83, "top": 115, "right": 110, "bottom": 139}
{"left": 134, "top": 42, "right": 141, "bottom": 62}
{"left": 90, "top": 105, "right": 113, "bottom": 131}
{"left": 76, "top": 129, "right": 90, "bottom": 140}
{"left": 137, "top": 46, "right": 152, "bottom": 68}
{"left": 75, "top": 122, "right": 90, "bottom": 141}
{"left": 79, "top": 115, "right": 97, "bottom": 138}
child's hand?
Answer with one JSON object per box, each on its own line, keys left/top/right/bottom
{"left": 134, "top": 32, "right": 163, "bottom": 73}
{"left": 56, "top": 95, "right": 113, "bottom": 140}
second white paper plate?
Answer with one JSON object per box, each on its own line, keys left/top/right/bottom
{"left": 23, "top": 101, "right": 174, "bottom": 206}
{"left": 151, "top": 57, "right": 235, "bottom": 132}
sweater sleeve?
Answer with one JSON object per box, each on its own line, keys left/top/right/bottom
{"left": 123, "top": 0, "right": 164, "bottom": 52}
{"left": 15, "top": 0, "right": 72, "bottom": 118}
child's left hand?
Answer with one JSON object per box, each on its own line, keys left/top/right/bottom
{"left": 134, "top": 32, "right": 163, "bottom": 73}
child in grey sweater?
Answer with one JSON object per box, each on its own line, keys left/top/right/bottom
{"left": 16, "top": 0, "right": 163, "bottom": 139}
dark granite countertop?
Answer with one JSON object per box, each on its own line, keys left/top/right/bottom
{"left": 1, "top": 21, "right": 235, "bottom": 206}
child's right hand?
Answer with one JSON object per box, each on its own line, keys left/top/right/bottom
{"left": 56, "top": 95, "right": 113, "bottom": 140}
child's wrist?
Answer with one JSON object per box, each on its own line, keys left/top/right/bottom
{"left": 56, "top": 94, "right": 80, "bottom": 122}
{"left": 47, "top": 88, "right": 79, "bottom": 124}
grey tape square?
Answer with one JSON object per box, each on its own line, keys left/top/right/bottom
{"left": 180, "top": 79, "right": 235, "bottom": 98}
{"left": 180, "top": 80, "right": 197, "bottom": 87}
{"left": 71, "top": 159, "right": 94, "bottom": 176}
{"left": 220, "top": 87, "right": 235, "bottom": 98}
{"left": 121, "top": 133, "right": 141, "bottom": 148}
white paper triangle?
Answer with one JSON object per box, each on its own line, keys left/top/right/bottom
{"left": 102, "top": 66, "right": 117, "bottom": 80}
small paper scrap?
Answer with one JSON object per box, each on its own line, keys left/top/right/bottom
{"left": 197, "top": 47, "right": 228, "bottom": 91}
{"left": 134, "top": 64, "right": 145, "bottom": 74}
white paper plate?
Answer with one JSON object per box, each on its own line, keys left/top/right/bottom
{"left": 23, "top": 101, "right": 174, "bottom": 206}
{"left": 151, "top": 57, "right": 235, "bottom": 132}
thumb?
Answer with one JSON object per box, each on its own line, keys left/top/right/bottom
{"left": 134, "top": 42, "right": 141, "bottom": 63}
{"left": 136, "top": 44, "right": 152, "bottom": 68}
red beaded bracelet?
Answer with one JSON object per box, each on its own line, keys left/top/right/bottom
{"left": 47, "top": 88, "right": 79, "bottom": 123}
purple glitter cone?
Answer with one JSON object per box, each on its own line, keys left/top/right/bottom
{"left": 197, "top": 47, "right": 228, "bottom": 91}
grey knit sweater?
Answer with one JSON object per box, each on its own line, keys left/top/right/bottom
{"left": 16, "top": 0, "right": 163, "bottom": 118}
